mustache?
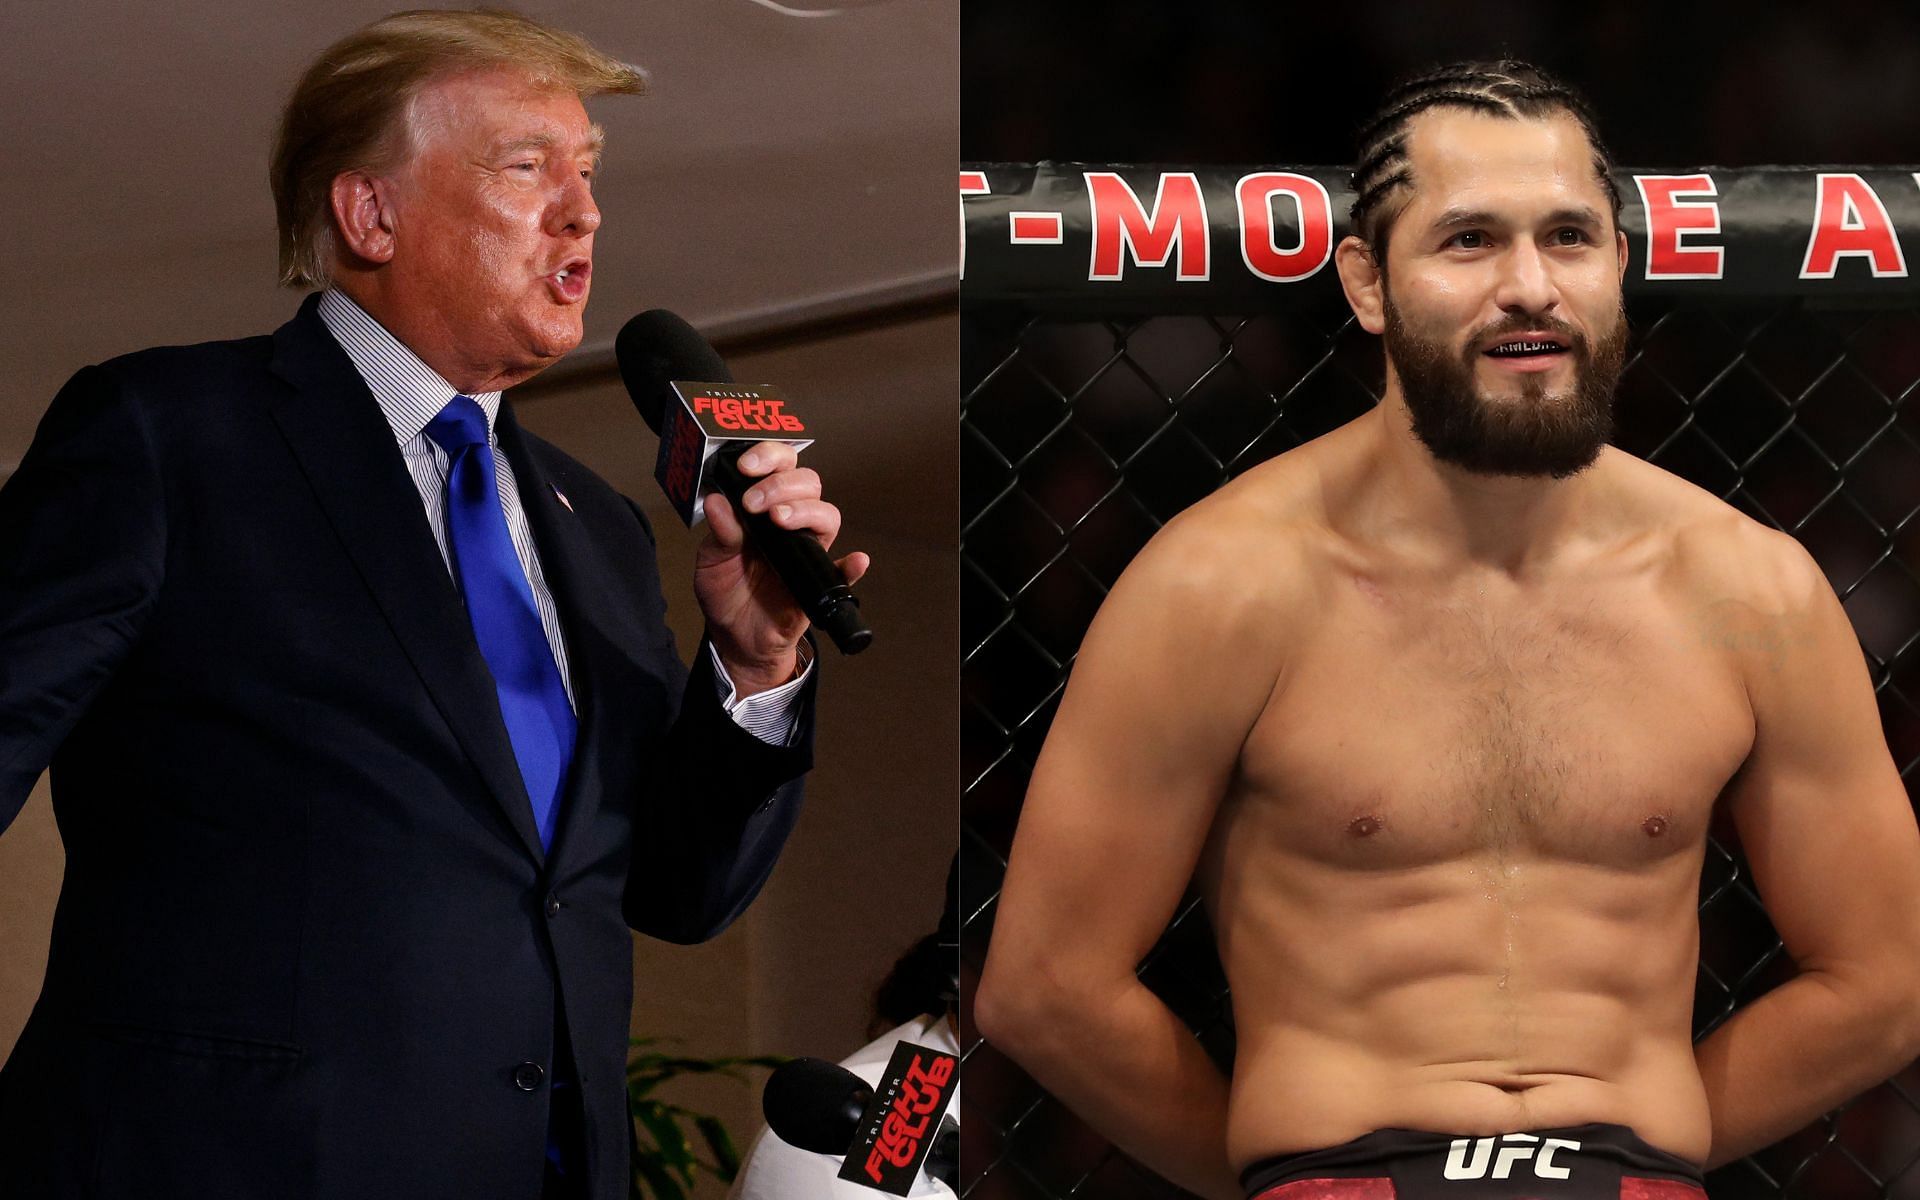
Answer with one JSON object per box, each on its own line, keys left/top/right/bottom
{"left": 1466, "top": 315, "right": 1589, "bottom": 357}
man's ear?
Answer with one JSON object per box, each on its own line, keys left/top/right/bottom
{"left": 1335, "top": 234, "right": 1386, "bottom": 335}
{"left": 328, "top": 171, "right": 398, "bottom": 267}
{"left": 1615, "top": 227, "right": 1630, "bottom": 284}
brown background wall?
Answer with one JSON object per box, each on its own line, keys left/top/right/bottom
{"left": 0, "top": 2, "right": 956, "bottom": 1195}
{"left": 0, "top": 311, "right": 956, "bottom": 1193}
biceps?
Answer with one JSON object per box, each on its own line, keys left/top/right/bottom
{"left": 992, "top": 661, "right": 1254, "bottom": 989}
{"left": 1730, "top": 592, "right": 1920, "bottom": 974}
{"left": 1731, "top": 752, "right": 1920, "bottom": 976}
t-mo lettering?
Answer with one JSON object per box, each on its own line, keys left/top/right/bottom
{"left": 1442, "top": 1133, "right": 1583, "bottom": 1180}
{"left": 691, "top": 394, "right": 805, "bottom": 433}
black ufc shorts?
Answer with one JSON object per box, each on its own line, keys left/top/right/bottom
{"left": 1241, "top": 1122, "right": 1706, "bottom": 1199}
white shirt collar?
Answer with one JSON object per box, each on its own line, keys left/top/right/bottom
{"left": 315, "top": 288, "right": 503, "bottom": 447}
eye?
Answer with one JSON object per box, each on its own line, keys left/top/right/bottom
{"left": 511, "top": 161, "right": 538, "bottom": 173}
{"left": 1447, "top": 230, "right": 1488, "bottom": 249}
{"left": 1552, "top": 227, "right": 1591, "bottom": 246}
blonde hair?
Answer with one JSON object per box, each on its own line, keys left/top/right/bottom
{"left": 271, "top": 8, "right": 646, "bottom": 289}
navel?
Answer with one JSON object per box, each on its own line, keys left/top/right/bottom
{"left": 1641, "top": 814, "right": 1669, "bottom": 838}
{"left": 1347, "top": 815, "right": 1384, "bottom": 838}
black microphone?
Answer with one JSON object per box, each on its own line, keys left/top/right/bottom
{"left": 763, "top": 1056, "right": 873, "bottom": 1154}
{"left": 615, "top": 310, "right": 872, "bottom": 655}
{"left": 924, "top": 1117, "right": 959, "bottom": 1190}
{"left": 761, "top": 1057, "right": 958, "bottom": 1192}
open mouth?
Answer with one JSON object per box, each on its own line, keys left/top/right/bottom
{"left": 1481, "top": 332, "right": 1571, "bottom": 372}
{"left": 547, "top": 259, "right": 591, "bottom": 303}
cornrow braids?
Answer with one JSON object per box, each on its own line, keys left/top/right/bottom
{"left": 1348, "top": 60, "right": 1621, "bottom": 271}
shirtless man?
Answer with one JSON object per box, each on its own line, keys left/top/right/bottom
{"left": 974, "top": 61, "right": 1920, "bottom": 1200}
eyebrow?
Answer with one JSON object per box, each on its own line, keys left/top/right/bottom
{"left": 1428, "top": 204, "right": 1605, "bottom": 232}
{"left": 497, "top": 124, "right": 607, "bottom": 167}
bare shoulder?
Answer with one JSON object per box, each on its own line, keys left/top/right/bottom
{"left": 1610, "top": 451, "right": 1827, "bottom": 618}
{"left": 1096, "top": 443, "right": 1333, "bottom": 652}
{"left": 1041, "top": 444, "right": 1334, "bottom": 812}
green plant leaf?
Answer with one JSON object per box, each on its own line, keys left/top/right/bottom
{"left": 695, "top": 1113, "right": 743, "bottom": 1179}
{"left": 636, "top": 1104, "right": 696, "bottom": 1178}
{"left": 625, "top": 1039, "right": 791, "bottom": 1195}
{"left": 631, "top": 1151, "right": 688, "bottom": 1200}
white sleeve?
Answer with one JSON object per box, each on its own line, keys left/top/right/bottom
{"left": 730, "top": 1127, "right": 956, "bottom": 1199}
{"left": 708, "top": 639, "right": 814, "bottom": 745}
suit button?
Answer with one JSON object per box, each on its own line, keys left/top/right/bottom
{"left": 513, "top": 1062, "right": 545, "bottom": 1091}
{"left": 545, "top": 893, "right": 562, "bottom": 918}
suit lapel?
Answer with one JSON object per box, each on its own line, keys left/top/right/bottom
{"left": 494, "top": 402, "right": 612, "bottom": 864}
{"left": 264, "top": 296, "right": 547, "bottom": 865}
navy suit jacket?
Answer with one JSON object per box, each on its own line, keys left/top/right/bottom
{"left": 0, "top": 295, "right": 813, "bottom": 1199}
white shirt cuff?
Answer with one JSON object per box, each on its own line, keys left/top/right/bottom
{"left": 708, "top": 641, "right": 812, "bottom": 746}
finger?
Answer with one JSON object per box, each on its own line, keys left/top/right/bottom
{"left": 835, "top": 551, "right": 871, "bottom": 585}
{"left": 763, "top": 497, "right": 841, "bottom": 547}
{"left": 735, "top": 441, "right": 798, "bottom": 479}
{"left": 702, "top": 491, "right": 746, "bottom": 550}
{"left": 738, "top": 467, "right": 822, "bottom": 513}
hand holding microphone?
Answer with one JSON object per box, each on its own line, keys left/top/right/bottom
{"left": 697, "top": 439, "right": 869, "bottom": 682}
{"left": 616, "top": 310, "right": 872, "bottom": 675}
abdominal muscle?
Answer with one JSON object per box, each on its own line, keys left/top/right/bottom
{"left": 1205, "top": 847, "right": 1715, "bottom": 1172}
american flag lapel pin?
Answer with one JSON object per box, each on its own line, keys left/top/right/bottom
{"left": 553, "top": 486, "right": 573, "bottom": 513}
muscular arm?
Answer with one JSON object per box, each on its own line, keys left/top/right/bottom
{"left": 975, "top": 508, "right": 1297, "bottom": 1200}
{"left": 1692, "top": 530, "right": 1920, "bottom": 1168}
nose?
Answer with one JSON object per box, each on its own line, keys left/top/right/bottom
{"left": 550, "top": 173, "right": 600, "bottom": 238}
{"left": 1491, "top": 239, "right": 1558, "bottom": 318}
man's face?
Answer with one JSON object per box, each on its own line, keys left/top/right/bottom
{"left": 383, "top": 69, "right": 602, "bottom": 382}
{"left": 1376, "top": 109, "right": 1629, "bottom": 478}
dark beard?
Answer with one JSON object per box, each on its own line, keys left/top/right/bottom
{"left": 1382, "top": 294, "right": 1628, "bottom": 479}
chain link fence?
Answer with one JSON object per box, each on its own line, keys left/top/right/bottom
{"left": 959, "top": 293, "right": 1920, "bottom": 1199}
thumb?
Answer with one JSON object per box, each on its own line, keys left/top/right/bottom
{"left": 702, "top": 491, "right": 745, "bottom": 551}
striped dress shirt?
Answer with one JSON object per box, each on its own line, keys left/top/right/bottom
{"left": 316, "top": 288, "right": 808, "bottom": 745}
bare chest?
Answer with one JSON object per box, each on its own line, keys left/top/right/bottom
{"left": 1233, "top": 580, "right": 1753, "bottom": 869}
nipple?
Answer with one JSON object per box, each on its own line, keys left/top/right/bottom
{"left": 1641, "top": 815, "right": 1669, "bottom": 838}
{"left": 1347, "top": 815, "right": 1383, "bottom": 837}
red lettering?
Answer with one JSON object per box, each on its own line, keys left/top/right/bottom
{"left": 1802, "top": 173, "right": 1907, "bottom": 279}
{"left": 1085, "top": 171, "right": 1209, "bottom": 282}
{"left": 1009, "top": 211, "right": 1064, "bottom": 243}
{"left": 692, "top": 393, "right": 805, "bottom": 435}
{"left": 661, "top": 417, "right": 701, "bottom": 506}
{"left": 1634, "top": 174, "right": 1722, "bottom": 280}
{"left": 853, "top": 1052, "right": 957, "bottom": 1185}
{"left": 751, "top": 401, "right": 783, "bottom": 431}
{"left": 887, "top": 1084, "right": 932, "bottom": 1134}
{"left": 1235, "top": 172, "right": 1332, "bottom": 283}
{"left": 960, "top": 170, "right": 990, "bottom": 280}
{"left": 878, "top": 1110, "right": 922, "bottom": 1166}
{"left": 905, "top": 1053, "right": 955, "bottom": 1089}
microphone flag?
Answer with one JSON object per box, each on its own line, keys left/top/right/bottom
{"left": 835, "top": 1040, "right": 959, "bottom": 1195}
{"left": 654, "top": 380, "right": 812, "bottom": 527}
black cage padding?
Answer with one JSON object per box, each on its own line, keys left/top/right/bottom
{"left": 961, "top": 164, "right": 1920, "bottom": 1200}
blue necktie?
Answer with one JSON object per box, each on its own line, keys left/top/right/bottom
{"left": 425, "top": 395, "right": 576, "bottom": 850}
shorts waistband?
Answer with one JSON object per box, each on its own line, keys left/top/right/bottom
{"left": 1241, "top": 1122, "right": 1704, "bottom": 1199}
